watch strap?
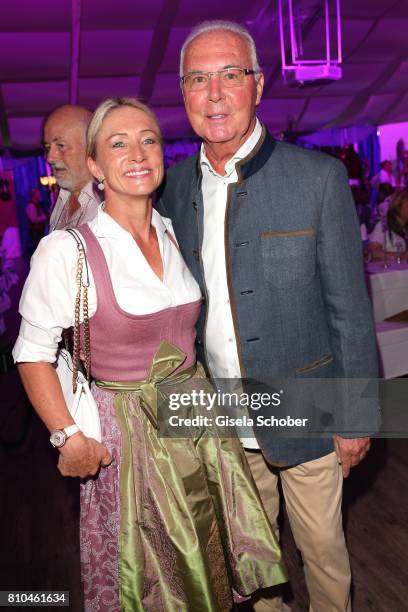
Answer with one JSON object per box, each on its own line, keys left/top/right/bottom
{"left": 63, "top": 424, "right": 80, "bottom": 438}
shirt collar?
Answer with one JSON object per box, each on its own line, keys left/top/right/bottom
{"left": 58, "top": 180, "right": 101, "bottom": 206}
{"left": 91, "top": 206, "right": 168, "bottom": 241}
{"left": 200, "top": 117, "right": 262, "bottom": 178}
{"left": 81, "top": 180, "right": 101, "bottom": 203}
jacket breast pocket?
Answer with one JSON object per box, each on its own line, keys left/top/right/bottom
{"left": 260, "top": 229, "right": 316, "bottom": 288}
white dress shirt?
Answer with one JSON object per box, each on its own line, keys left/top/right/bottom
{"left": 371, "top": 169, "right": 396, "bottom": 189}
{"left": 49, "top": 180, "right": 101, "bottom": 231}
{"left": 13, "top": 208, "right": 201, "bottom": 363}
{"left": 200, "top": 118, "right": 262, "bottom": 449}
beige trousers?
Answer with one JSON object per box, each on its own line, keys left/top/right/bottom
{"left": 245, "top": 450, "right": 351, "bottom": 612}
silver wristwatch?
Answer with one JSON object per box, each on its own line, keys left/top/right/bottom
{"left": 50, "top": 424, "right": 80, "bottom": 448}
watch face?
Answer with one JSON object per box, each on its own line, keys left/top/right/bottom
{"left": 50, "top": 430, "right": 67, "bottom": 448}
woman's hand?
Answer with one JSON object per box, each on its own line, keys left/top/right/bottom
{"left": 57, "top": 431, "right": 112, "bottom": 478}
{"left": 17, "top": 362, "right": 112, "bottom": 478}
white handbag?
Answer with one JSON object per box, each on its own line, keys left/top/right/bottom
{"left": 54, "top": 229, "right": 101, "bottom": 442}
{"left": 55, "top": 348, "right": 101, "bottom": 442}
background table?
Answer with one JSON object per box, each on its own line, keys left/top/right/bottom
{"left": 366, "top": 262, "right": 408, "bottom": 322}
{"left": 375, "top": 322, "right": 408, "bottom": 379}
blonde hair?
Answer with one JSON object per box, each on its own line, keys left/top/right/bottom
{"left": 87, "top": 97, "right": 162, "bottom": 159}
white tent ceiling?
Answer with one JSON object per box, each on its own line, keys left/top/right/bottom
{"left": 1, "top": 0, "right": 408, "bottom": 150}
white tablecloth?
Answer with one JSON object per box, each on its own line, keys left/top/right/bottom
{"left": 366, "top": 262, "right": 408, "bottom": 322}
{"left": 376, "top": 322, "right": 408, "bottom": 379}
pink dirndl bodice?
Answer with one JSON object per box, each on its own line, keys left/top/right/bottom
{"left": 77, "top": 224, "right": 200, "bottom": 381}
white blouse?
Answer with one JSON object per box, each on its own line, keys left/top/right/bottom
{"left": 369, "top": 221, "right": 406, "bottom": 252}
{"left": 13, "top": 208, "right": 201, "bottom": 363}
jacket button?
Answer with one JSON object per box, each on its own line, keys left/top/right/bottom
{"left": 192, "top": 202, "right": 197, "bottom": 210}
{"left": 193, "top": 249, "right": 199, "bottom": 260}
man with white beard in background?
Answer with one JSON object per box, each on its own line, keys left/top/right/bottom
{"left": 43, "top": 104, "right": 101, "bottom": 231}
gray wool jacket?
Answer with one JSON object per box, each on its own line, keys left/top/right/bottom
{"left": 157, "top": 126, "right": 379, "bottom": 466}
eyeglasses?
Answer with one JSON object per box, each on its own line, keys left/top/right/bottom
{"left": 180, "top": 67, "right": 259, "bottom": 91}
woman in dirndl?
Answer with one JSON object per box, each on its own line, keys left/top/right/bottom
{"left": 14, "top": 97, "right": 286, "bottom": 611}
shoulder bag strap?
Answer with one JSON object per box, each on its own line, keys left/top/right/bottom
{"left": 66, "top": 228, "right": 91, "bottom": 392}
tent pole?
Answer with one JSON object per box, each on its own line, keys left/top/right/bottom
{"left": 70, "top": 0, "right": 82, "bottom": 105}
{"left": 0, "top": 87, "right": 11, "bottom": 148}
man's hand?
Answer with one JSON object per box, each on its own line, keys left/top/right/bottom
{"left": 333, "top": 435, "right": 370, "bottom": 478}
{"left": 57, "top": 432, "right": 112, "bottom": 478}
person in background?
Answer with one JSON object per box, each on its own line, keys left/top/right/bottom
{"left": 18, "top": 105, "right": 102, "bottom": 601}
{"left": 26, "top": 188, "right": 47, "bottom": 249}
{"left": 374, "top": 182, "right": 394, "bottom": 226}
{"left": 371, "top": 160, "right": 396, "bottom": 190}
{"left": 43, "top": 104, "right": 101, "bottom": 230}
{"left": 158, "top": 20, "right": 379, "bottom": 612}
{"left": 369, "top": 188, "right": 408, "bottom": 262}
{"left": 342, "top": 144, "right": 363, "bottom": 184}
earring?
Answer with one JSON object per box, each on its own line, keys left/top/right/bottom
{"left": 97, "top": 177, "right": 105, "bottom": 191}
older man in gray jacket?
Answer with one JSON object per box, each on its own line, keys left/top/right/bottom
{"left": 158, "top": 20, "right": 378, "bottom": 612}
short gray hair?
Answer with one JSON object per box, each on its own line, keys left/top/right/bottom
{"left": 87, "top": 97, "right": 162, "bottom": 159}
{"left": 179, "top": 20, "right": 261, "bottom": 79}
